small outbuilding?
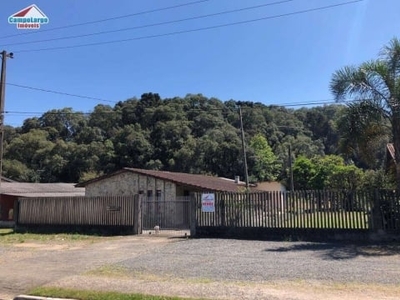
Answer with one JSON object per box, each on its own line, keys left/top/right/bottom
{"left": 0, "top": 183, "right": 85, "bottom": 221}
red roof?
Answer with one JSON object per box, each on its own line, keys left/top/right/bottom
{"left": 387, "top": 143, "right": 395, "bottom": 162}
{"left": 13, "top": 6, "right": 32, "bottom": 17}
{"left": 77, "top": 168, "right": 255, "bottom": 192}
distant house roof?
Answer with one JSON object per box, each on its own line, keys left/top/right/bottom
{"left": 1, "top": 176, "right": 16, "bottom": 183}
{"left": 0, "top": 183, "right": 85, "bottom": 197}
{"left": 77, "top": 168, "right": 257, "bottom": 192}
{"left": 387, "top": 143, "right": 396, "bottom": 162}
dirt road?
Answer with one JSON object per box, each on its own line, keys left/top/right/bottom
{"left": 1, "top": 234, "right": 399, "bottom": 300}
{"left": 0, "top": 235, "right": 171, "bottom": 299}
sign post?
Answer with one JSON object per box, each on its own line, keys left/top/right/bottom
{"left": 201, "top": 193, "right": 215, "bottom": 213}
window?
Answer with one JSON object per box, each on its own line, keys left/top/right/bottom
{"left": 184, "top": 190, "right": 190, "bottom": 197}
{"left": 147, "top": 190, "right": 153, "bottom": 197}
{"left": 156, "top": 190, "right": 162, "bottom": 201}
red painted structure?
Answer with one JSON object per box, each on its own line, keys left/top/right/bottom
{"left": 0, "top": 182, "right": 85, "bottom": 221}
{"left": 0, "top": 194, "right": 17, "bottom": 221}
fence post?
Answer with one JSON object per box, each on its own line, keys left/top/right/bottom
{"left": 221, "top": 194, "right": 226, "bottom": 227}
{"left": 190, "top": 193, "right": 197, "bottom": 237}
{"left": 371, "top": 189, "right": 383, "bottom": 231}
{"left": 13, "top": 198, "right": 20, "bottom": 230}
{"left": 133, "top": 194, "right": 142, "bottom": 234}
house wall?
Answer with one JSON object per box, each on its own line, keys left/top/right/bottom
{"left": 0, "top": 195, "right": 17, "bottom": 221}
{"left": 85, "top": 171, "right": 177, "bottom": 199}
{"left": 176, "top": 185, "right": 203, "bottom": 197}
{"left": 255, "top": 182, "right": 287, "bottom": 212}
{"left": 256, "top": 182, "right": 286, "bottom": 192}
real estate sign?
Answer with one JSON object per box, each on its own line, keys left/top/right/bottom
{"left": 201, "top": 193, "right": 215, "bottom": 213}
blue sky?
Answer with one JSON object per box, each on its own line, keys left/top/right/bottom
{"left": 0, "top": 0, "right": 398, "bottom": 126}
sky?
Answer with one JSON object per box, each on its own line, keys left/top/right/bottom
{"left": 0, "top": 0, "right": 399, "bottom": 127}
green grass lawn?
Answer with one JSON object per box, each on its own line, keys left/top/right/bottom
{"left": 282, "top": 211, "right": 370, "bottom": 229}
{"left": 30, "top": 287, "right": 207, "bottom": 300}
{"left": 227, "top": 210, "right": 371, "bottom": 229}
{"left": 0, "top": 228, "right": 104, "bottom": 244}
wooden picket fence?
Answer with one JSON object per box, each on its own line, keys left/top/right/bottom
{"left": 17, "top": 195, "right": 140, "bottom": 233}
{"left": 195, "top": 190, "right": 400, "bottom": 231}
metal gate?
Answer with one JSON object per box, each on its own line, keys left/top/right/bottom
{"left": 141, "top": 196, "right": 191, "bottom": 231}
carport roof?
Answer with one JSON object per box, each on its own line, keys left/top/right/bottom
{"left": 1, "top": 182, "right": 85, "bottom": 197}
{"left": 76, "top": 168, "right": 257, "bottom": 192}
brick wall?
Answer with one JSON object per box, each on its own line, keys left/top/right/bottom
{"left": 85, "top": 171, "right": 177, "bottom": 198}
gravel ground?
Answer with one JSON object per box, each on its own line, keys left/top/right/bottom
{"left": 1, "top": 235, "right": 400, "bottom": 300}
{"left": 117, "top": 239, "right": 400, "bottom": 285}
{"left": 0, "top": 236, "right": 172, "bottom": 299}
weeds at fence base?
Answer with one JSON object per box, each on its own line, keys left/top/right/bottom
{"left": 14, "top": 224, "right": 136, "bottom": 236}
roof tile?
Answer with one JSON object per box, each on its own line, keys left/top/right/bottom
{"left": 78, "top": 168, "right": 256, "bottom": 192}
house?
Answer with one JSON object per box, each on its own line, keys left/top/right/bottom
{"left": 76, "top": 168, "right": 258, "bottom": 198}
{"left": 0, "top": 183, "right": 85, "bottom": 221}
{"left": 254, "top": 181, "right": 287, "bottom": 212}
{"left": 76, "top": 168, "right": 287, "bottom": 230}
{"left": 386, "top": 143, "right": 396, "bottom": 176}
{"left": 256, "top": 181, "right": 286, "bottom": 192}
{"left": 77, "top": 168, "right": 261, "bottom": 230}
{"left": 1, "top": 176, "right": 16, "bottom": 183}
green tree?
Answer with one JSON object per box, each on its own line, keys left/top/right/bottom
{"left": 2, "top": 159, "right": 33, "bottom": 182}
{"left": 330, "top": 37, "right": 400, "bottom": 188}
{"left": 248, "top": 134, "right": 280, "bottom": 182}
{"left": 361, "top": 169, "right": 396, "bottom": 190}
{"left": 38, "top": 108, "right": 87, "bottom": 141}
{"left": 311, "top": 155, "right": 345, "bottom": 190}
{"left": 292, "top": 156, "right": 317, "bottom": 190}
{"left": 326, "top": 165, "right": 364, "bottom": 190}
{"left": 199, "top": 125, "right": 243, "bottom": 179}
{"left": 293, "top": 155, "right": 364, "bottom": 190}
{"left": 113, "top": 124, "right": 153, "bottom": 169}
{"left": 295, "top": 105, "right": 341, "bottom": 154}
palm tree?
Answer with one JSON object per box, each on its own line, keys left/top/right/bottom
{"left": 330, "top": 38, "right": 400, "bottom": 189}
{"left": 336, "top": 101, "right": 390, "bottom": 169}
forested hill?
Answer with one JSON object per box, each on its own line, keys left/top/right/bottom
{"left": 1, "top": 93, "right": 390, "bottom": 188}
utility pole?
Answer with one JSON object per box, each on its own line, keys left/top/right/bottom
{"left": 288, "top": 144, "right": 294, "bottom": 192}
{"left": 239, "top": 106, "right": 249, "bottom": 189}
{"left": 0, "top": 50, "right": 13, "bottom": 195}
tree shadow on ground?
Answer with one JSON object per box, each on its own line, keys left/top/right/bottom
{"left": 265, "top": 241, "right": 400, "bottom": 260}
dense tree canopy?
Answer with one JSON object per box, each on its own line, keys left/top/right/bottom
{"left": 1, "top": 93, "right": 394, "bottom": 189}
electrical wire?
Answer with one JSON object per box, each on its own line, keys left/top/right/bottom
{"left": 13, "top": 0, "right": 364, "bottom": 54}
{"left": 6, "top": 81, "right": 355, "bottom": 114}
{"left": 0, "top": 0, "right": 293, "bottom": 47}
{"left": 6, "top": 83, "right": 117, "bottom": 104}
{"left": 7, "top": 82, "right": 343, "bottom": 108}
{"left": 0, "top": 0, "right": 210, "bottom": 40}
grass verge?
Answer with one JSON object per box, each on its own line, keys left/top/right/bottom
{"left": 0, "top": 228, "right": 103, "bottom": 244}
{"left": 85, "top": 264, "right": 131, "bottom": 278}
{"left": 29, "top": 287, "right": 207, "bottom": 300}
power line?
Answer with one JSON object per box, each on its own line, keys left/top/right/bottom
{"left": 13, "top": 0, "right": 364, "bottom": 54}
{"left": 2, "top": 100, "right": 348, "bottom": 116}
{"left": 0, "top": 0, "right": 293, "bottom": 47}
{"left": 6, "top": 83, "right": 117, "bottom": 104}
{"left": 8, "top": 80, "right": 358, "bottom": 109}
{"left": 8, "top": 82, "right": 349, "bottom": 106}
{"left": 0, "top": 0, "right": 210, "bottom": 40}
